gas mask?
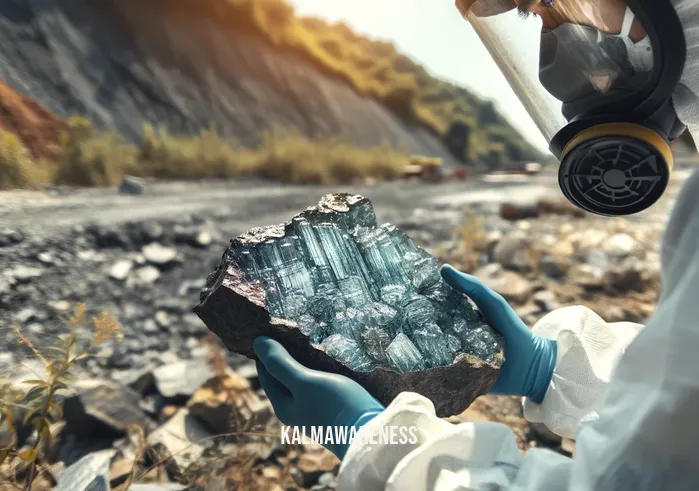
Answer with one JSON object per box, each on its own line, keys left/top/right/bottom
{"left": 456, "top": 0, "right": 687, "bottom": 216}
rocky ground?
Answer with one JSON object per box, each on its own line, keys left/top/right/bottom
{"left": 0, "top": 168, "right": 693, "bottom": 490}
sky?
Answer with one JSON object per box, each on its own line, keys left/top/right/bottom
{"left": 289, "top": 0, "right": 554, "bottom": 153}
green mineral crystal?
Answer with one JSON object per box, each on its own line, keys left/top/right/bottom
{"left": 228, "top": 194, "right": 502, "bottom": 373}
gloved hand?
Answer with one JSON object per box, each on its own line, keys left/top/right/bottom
{"left": 440, "top": 264, "right": 557, "bottom": 403}
{"left": 253, "top": 336, "right": 384, "bottom": 459}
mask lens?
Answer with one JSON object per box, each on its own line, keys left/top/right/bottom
{"left": 539, "top": 23, "right": 653, "bottom": 103}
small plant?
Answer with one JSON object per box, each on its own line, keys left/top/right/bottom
{"left": 0, "top": 304, "right": 123, "bottom": 490}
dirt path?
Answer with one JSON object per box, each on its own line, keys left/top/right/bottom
{"left": 0, "top": 174, "right": 557, "bottom": 230}
{"left": 2, "top": 167, "right": 693, "bottom": 235}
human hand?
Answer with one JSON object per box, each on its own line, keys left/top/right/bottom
{"left": 440, "top": 265, "right": 557, "bottom": 403}
{"left": 253, "top": 336, "right": 384, "bottom": 459}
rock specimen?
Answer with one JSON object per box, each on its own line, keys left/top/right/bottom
{"left": 195, "top": 194, "right": 503, "bottom": 417}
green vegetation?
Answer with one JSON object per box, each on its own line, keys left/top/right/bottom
{"left": 136, "top": 125, "right": 410, "bottom": 184}
{"left": 0, "top": 130, "right": 39, "bottom": 190}
{"left": 183, "top": 0, "right": 542, "bottom": 166}
{"left": 2, "top": 116, "right": 413, "bottom": 188}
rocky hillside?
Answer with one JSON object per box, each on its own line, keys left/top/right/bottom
{"left": 0, "top": 0, "right": 542, "bottom": 168}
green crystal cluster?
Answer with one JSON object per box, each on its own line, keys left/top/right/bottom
{"left": 228, "top": 194, "right": 501, "bottom": 373}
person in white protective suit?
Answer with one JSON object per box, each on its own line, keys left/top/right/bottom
{"left": 251, "top": 0, "right": 699, "bottom": 489}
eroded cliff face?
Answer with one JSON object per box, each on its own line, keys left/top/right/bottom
{"left": 0, "top": 0, "right": 461, "bottom": 165}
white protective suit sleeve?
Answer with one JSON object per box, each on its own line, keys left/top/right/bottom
{"left": 337, "top": 3, "right": 699, "bottom": 488}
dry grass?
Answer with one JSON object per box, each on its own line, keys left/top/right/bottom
{"left": 41, "top": 120, "right": 412, "bottom": 188}
{"left": 53, "top": 116, "right": 138, "bottom": 187}
{"left": 253, "top": 129, "right": 409, "bottom": 185}
{"left": 136, "top": 125, "right": 258, "bottom": 180}
{"left": 0, "top": 130, "right": 40, "bottom": 190}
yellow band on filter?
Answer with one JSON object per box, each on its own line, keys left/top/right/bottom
{"left": 561, "top": 122, "right": 674, "bottom": 172}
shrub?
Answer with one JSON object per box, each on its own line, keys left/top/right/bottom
{"left": 137, "top": 125, "right": 256, "bottom": 180}
{"left": 54, "top": 117, "right": 136, "bottom": 187}
{"left": 362, "top": 40, "right": 398, "bottom": 59}
{"left": 1, "top": 111, "right": 446, "bottom": 189}
{"left": 136, "top": 125, "right": 410, "bottom": 186}
{"left": 255, "top": 130, "right": 409, "bottom": 185}
{"left": 300, "top": 17, "right": 325, "bottom": 32}
{"left": 485, "top": 142, "right": 508, "bottom": 168}
{"left": 478, "top": 101, "right": 504, "bottom": 126}
{"left": 444, "top": 119, "right": 473, "bottom": 162}
{"left": 44, "top": 119, "right": 416, "bottom": 187}
{"left": 0, "top": 130, "right": 38, "bottom": 190}
{"left": 371, "top": 64, "right": 394, "bottom": 84}
{"left": 333, "top": 21, "right": 361, "bottom": 44}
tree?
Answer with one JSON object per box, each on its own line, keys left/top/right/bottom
{"left": 444, "top": 120, "right": 472, "bottom": 163}
{"left": 478, "top": 101, "right": 502, "bottom": 126}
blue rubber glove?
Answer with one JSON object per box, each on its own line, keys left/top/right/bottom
{"left": 253, "top": 336, "right": 385, "bottom": 459}
{"left": 440, "top": 264, "right": 557, "bottom": 403}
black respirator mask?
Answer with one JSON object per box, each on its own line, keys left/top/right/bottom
{"left": 458, "top": 0, "right": 687, "bottom": 216}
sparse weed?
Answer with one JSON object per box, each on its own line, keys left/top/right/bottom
{"left": 0, "top": 304, "right": 123, "bottom": 490}
{"left": 41, "top": 119, "right": 413, "bottom": 187}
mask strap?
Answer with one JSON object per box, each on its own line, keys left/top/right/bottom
{"left": 618, "top": 5, "right": 653, "bottom": 72}
{"left": 620, "top": 6, "right": 635, "bottom": 38}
